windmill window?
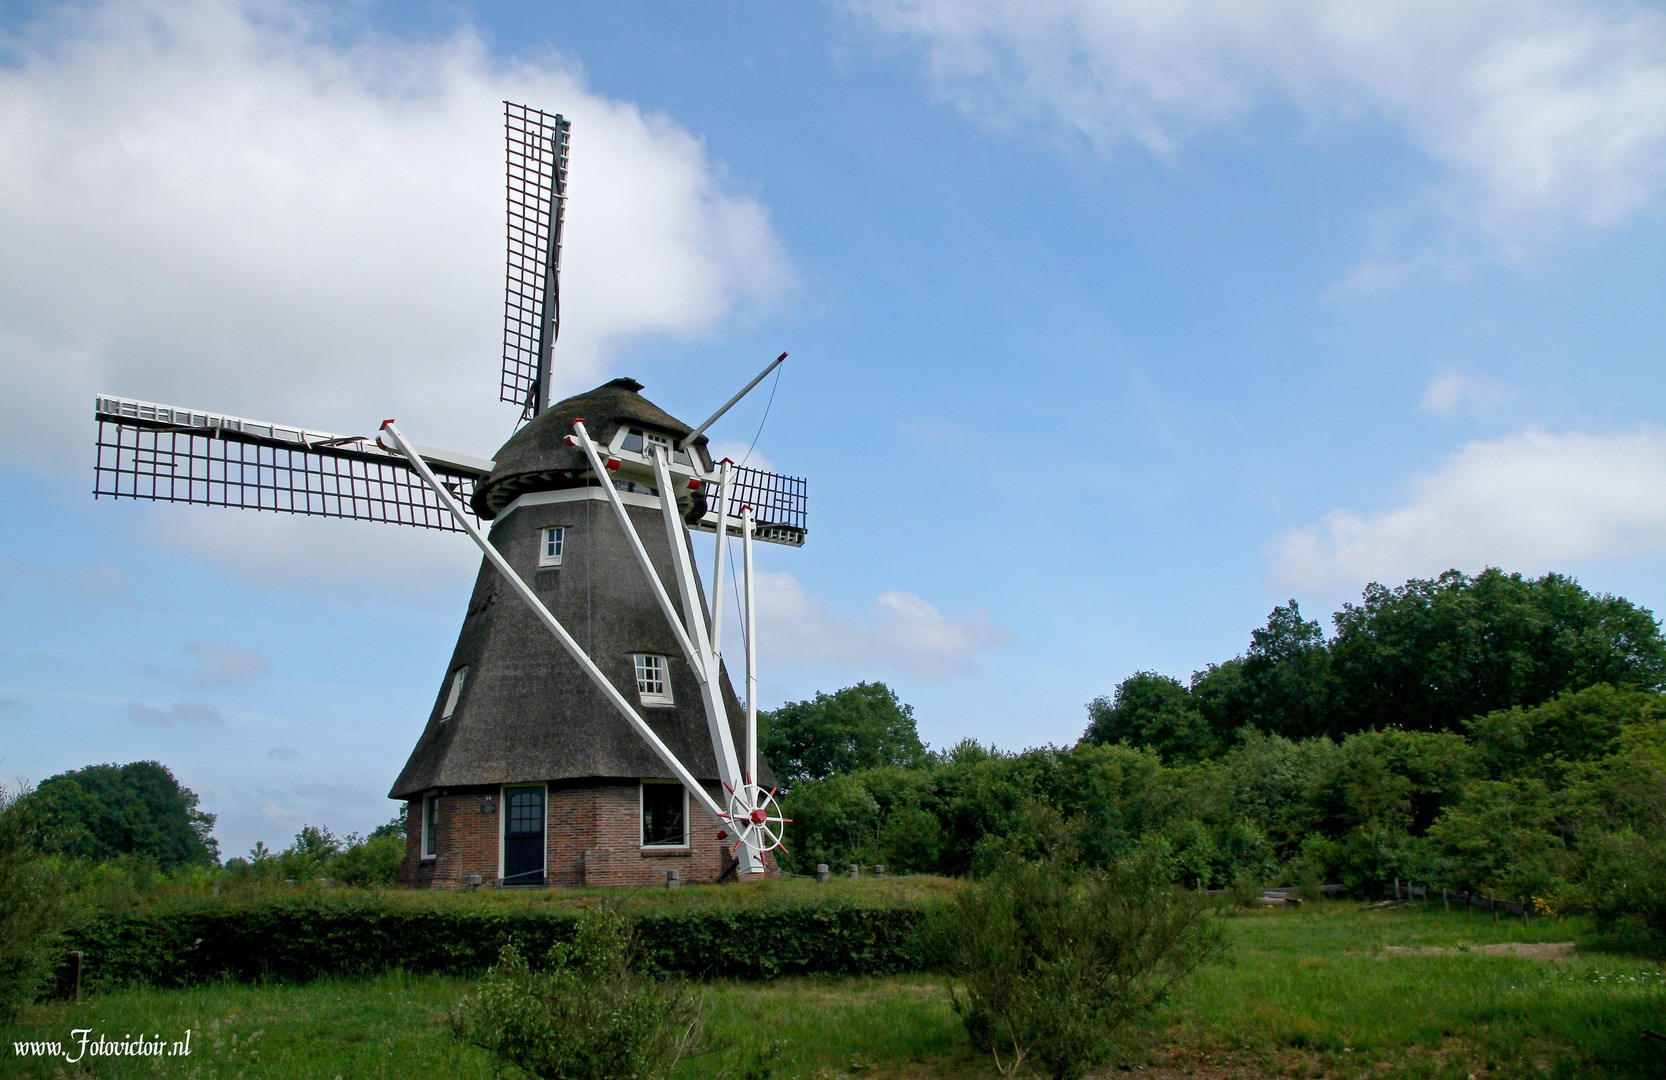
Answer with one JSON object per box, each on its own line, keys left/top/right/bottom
{"left": 644, "top": 431, "right": 673, "bottom": 457}
{"left": 540, "top": 526, "right": 564, "bottom": 567}
{"left": 641, "top": 781, "right": 688, "bottom": 847}
{"left": 441, "top": 666, "right": 468, "bottom": 720}
{"left": 421, "top": 794, "right": 438, "bottom": 860}
{"left": 634, "top": 654, "right": 674, "bottom": 707}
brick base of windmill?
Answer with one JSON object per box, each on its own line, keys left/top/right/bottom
{"left": 396, "top": 783, "right": 779, "bottom": 889}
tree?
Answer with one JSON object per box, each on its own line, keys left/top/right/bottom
{"left": 1328, "top": 569, "right": 1666, "bottom": 734}
{"left": 31, "top": 760, "right": 218, "bottom": 868}
{"left": 758, "top": 682, "right": 926, "bottom": 789}
{"left": 1082, "top": 672, "right": 1216, "bottom": 762}
{"left": 0, "top": 784, "right": 70, "bottom": 1020}
{"left": 1239, "top": 601, "right": 1334, "bottom": 739}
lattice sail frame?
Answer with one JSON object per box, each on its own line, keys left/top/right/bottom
{"left": 93, "top": 396, "right": 484, "bottom": 532}
{"left": 691, "top": 465, "right": 808, "bottom": 547}
{"left": 501, "top": 102, "right": 571, "bottom": 414}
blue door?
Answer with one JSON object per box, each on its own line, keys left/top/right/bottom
{"left": 503, "top": 786, "right": 545, "bottom": 886}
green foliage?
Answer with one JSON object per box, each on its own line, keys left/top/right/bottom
{"left": 759, "top": 682, "right": 927, "bottom": 789}
{"left": 936, "top": 843, "right": 1225, "bottom": 1080}
{"left": 1329, "top": 569, "right": 1666, "bottom": 734}
{"left": 1084, "top": 570, "right": 1666, "bottom": 755}
{"left": 448, "top": 906, "right": 703, "bottom": 1080}
{"left": 218, "top": 822, "right": 405, "bottom": 887}
{"left": 55, "top": 889, "right": 936, "bottom": 990}
{"left": 30, "top": 761, "right": 218, "bottom": 868}
{"left": 1084, "top": 672, "right": 1218, "bottom": 762}
{"left": 0, "top": 785, "right": 70, "bottom": 1020}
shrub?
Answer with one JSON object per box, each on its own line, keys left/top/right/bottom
{"left": 937, "top": 846, "right": 1225, "bottom": 1080}
{"left": 329, "top": 833, "right": 404, "bottom": 886}
{"left": 0, "top": 784, "right": 70, "bottom": 1019}
{"left": 448, "top": 905, "right": 703, "bottom": 1080}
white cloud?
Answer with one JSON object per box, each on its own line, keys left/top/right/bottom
{"left": 262, "top": 802, "right": 303, "bottom": 823}
{"left": 752, "top": 569, "right": 1008, "bottom": 677}
{"left": 186, "top": 641, "right": 269, "bottom": 686}
{"left": 1267, "top": 426, "right": 1666, "bottom": 593}
{"left": 848, "top": 0, "right": 1666, "bottom": 252}
{"left": 0, "top": 0, "right": 791, "bottom": 479}
{"left": 126, "top": 699, "right": 227, "bottom": 726}
{"left": 1420, "top": 371, "right": 1516, "bottom": 417}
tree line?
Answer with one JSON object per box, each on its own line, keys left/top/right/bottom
{"left": 768, "top": 570, "right": 1666, "bottom": 940}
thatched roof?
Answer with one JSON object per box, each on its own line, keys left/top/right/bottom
{"left": 473, "top": 378, "right": 714, "bottom": 518}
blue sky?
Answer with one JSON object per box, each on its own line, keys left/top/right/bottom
{"left": 2, "top": 0, "right": 1664, "bottom": 859}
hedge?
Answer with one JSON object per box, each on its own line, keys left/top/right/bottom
{"left": 56, "top": 894, "right": 935, "bottom": 991}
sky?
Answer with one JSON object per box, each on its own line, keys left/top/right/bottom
{"left": 1, "top": 0, "right": 1664, "bottom": 860}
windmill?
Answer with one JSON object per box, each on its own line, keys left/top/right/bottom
{"left": 92, "top": 103, "right": 806, "bottom": 885}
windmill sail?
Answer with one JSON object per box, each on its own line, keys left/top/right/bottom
{"left": 690, "top": 465, "right": 808, "bottom": 547}
{"left": 501, "top": 102, "right": 571, "bottom": 417}
{"left": 93, "top": 395, "right": 490, "bottom": 532}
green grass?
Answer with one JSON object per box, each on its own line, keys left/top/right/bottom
{"left": 1150, "top": 902, "right": 1666, "bottom": 1079}
{"left": 6, "top": 900, "right": 1664, "bottom": 1079}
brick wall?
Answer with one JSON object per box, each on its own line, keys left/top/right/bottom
{"left": 397, "top": 778, "right": 776, "bottom": 889}
{"left": 395, "top": 786, "right": 499, "bottom": 888}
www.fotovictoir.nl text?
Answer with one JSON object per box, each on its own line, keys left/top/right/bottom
{"left": 12, "top": 1029, "right": 192, "bottom": 1063}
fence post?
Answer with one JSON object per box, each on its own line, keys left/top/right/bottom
{"left": 1394, "top": 877, "right": 1400, "bottom": 900}
{"left": 70, "top": 950, "right": 83, "bottom": 1003}
{"left": 1443, "top": 887, "right": 1449, "bottom": 912}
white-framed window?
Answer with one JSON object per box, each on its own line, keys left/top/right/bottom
{"left": 441, "top": 666, "right": 468, "bottom": 720}
{"left": 634, "top": 654, "right": 674, "bottom": 707}
{"left": 540, "top": 526, "right": 564, "bottom": 567}
{"left": 421, "top": 793, "right": 438, "bottom": 860}
{"left": 641, "top": 781, "right": 688, "bottom": 847}
{"left": 644, "top": 431, "right": 673, "bottom": 458}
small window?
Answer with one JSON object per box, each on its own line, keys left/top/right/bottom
{"left": 620, "top": 429, "right": 645, "bottom": 453}
{"left": 540, "top": 526, "right": 564, "bottom": 567}
{"left": 641, "top": 782, "right": 688, "bottom": 847}
{"left": 644, "top": 431, "right": 673, "bottom": 458}
{"left": 441, "top": 666, "right": 468, "bottom": 719}
{"left": 421, "top": 794, "right": 438, "bottom": 859}
{"left": 634, "top": 654, "right": 673, "bottom": 707}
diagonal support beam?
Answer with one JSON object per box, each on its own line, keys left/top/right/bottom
{"left": 650, "top": 448, "right": 744, "bottom": 798}
{"left": 568, "top": 421, "right": 708, "bottom": 685}
{"left": 379, "top": 420, "right": 726, "bottom": 823}
{"left": 709, "top": 461, "right": 733, "bottom": 661}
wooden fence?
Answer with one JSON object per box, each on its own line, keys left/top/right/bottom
{"left": 1393, "top": 879, "right": 1532, "bottom": 918}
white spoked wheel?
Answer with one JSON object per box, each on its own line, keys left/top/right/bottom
{"left": 723, "top": 782, "right": 790, "bottom": 855}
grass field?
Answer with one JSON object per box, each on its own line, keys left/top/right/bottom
{"left": 6, "top": 899, "right": 1663, "bottom": 1079}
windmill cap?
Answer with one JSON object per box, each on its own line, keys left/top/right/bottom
{"left": 473, "top": 378, "right": 710, "bottom": 518}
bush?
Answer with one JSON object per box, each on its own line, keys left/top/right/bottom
{"left": 936, "top": 847, "right": 1225, "bottom": 1080}
{"left": 57, "top": 890, "right": 936, "bottom": 989}
{"left": 448, "top": 905, "right": 703, "bottom": 1080}
{"left": 0, "top": 784, "right": 70, "bottom": 1019}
